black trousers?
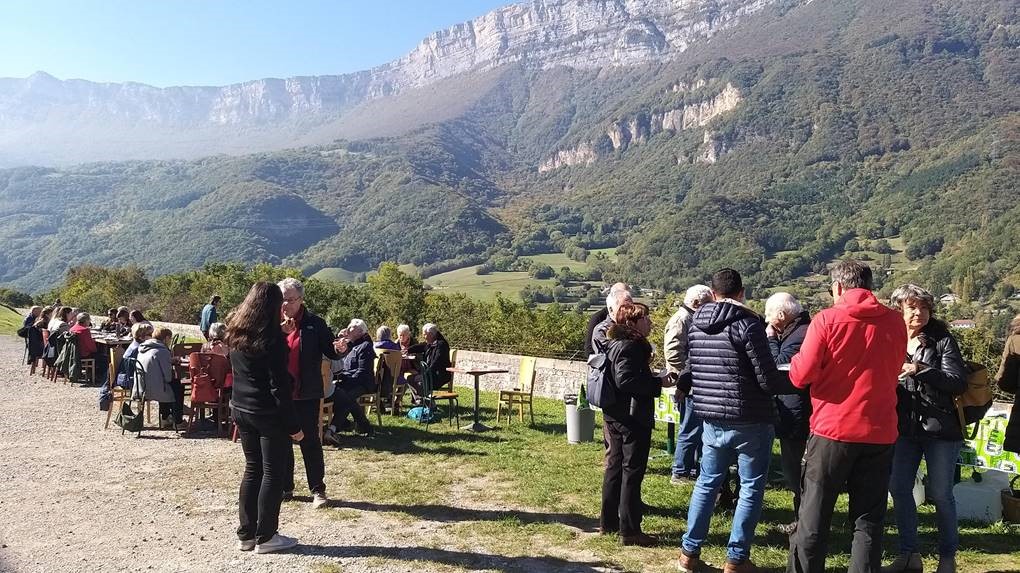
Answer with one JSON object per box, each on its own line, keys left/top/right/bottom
{"left": 330, "top": 383, "right": 373, "bottom": 430}
{"left": 780, "top": 437, "right": 807, "bottom": 515}
{"left": 600, "top": 413, "right": 652, "bottom": 536}
{"left": 158, "top": 379, "right": 185, "bottom": 423}
{"left": 284, "top": 399, "right": 326, "bottom": 495}
{"left": 788, "top": 435, "right": 894, "bottom": 573}
{"left": 234, "top": 409, "right": 290, "bottom": 544}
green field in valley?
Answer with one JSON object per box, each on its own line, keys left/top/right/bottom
{"left": 424, "top": 249, "right": 617, "bottom": 301}
{"left": 0, "top": 305, "right": 23, "bottom": 336}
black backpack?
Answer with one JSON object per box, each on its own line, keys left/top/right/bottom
{"left": 586, "top": 352, "right": 617, "bottom": 408}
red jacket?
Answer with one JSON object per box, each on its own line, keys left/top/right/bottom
{"left": 69, "top": 323, "right": 97, "bottom": 357}
{"left": 789, "top": 289, "right": 906, "bottom": 445}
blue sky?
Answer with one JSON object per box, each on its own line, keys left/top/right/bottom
{"left": 1, "top": 0, "right": 511, "bottom": 87}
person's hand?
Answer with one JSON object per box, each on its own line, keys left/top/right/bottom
{"left": 901, "top": 362, "right": 918, "bottom": 377}
{"left": 766, "top": 323, "right": 779, "bottom": 338}
{"left": 290, "top": 430, "right": 304, "bottom": 442}
{"left": 660, "top": 370, "right": 676, "bottom": 388}
{"left": 281, "top": 317, "right": 296, "bottom": 334}
{"left": 335, "top": 339, "right": 349, "bottom": 353}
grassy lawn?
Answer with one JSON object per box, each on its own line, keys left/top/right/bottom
{"left": 0, "top": 305, "right": 23, "bottom": 336}
{"left": 313, "top": 391, "right": 1019, "bottom": 573}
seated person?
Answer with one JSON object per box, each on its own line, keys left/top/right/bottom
{"left": 324, "top": 319, "right": 376, "bottom": 444}
{"left": 374, "top": 325, "right": 401, "bottom": 351}
{"left": 100, "top": 323, "right": 152, "bottom": 410}
{"left": 374, "top": 325, "right": 401, "bottom": 399}
{"left": 201, "top": 322, "right": 233, "bottom": 388}
{"left": 396, "top": 324, "right": 415, "bottom": 355}
{"left": 407, "top": 323, "right": 452, "bottom": 401}
{"left": 115, "top": 308, "right": 132, "bottom": 336}
{"left": 69, "top": 313, "right": 109, "bottom": 385}
{"left": 130, "top": 309, "right": 152, "bottom": 328}
{"left": 100, "top": 308, "right": 119, "bottom": 332}
{"left": 134, "top": 327, "right": 185, "bottom": 430}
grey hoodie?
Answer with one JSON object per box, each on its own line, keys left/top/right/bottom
{"left": 133, "top": 339, "right": 174, "bottom": 403}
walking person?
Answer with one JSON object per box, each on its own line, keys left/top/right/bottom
{"left": 677, "top": 269, "right": 790, "bottom": 573}
{"left": 764, "top": 292, "right": 812, "bottom": 534}
{"left": 600, "top": 301, "right": 670, "bottom": 547}
{"left": 665, "top": 285, "right": 713, "bottom": 484}
{"left": 884, "top": 285, "right": 967, "bottom": 573}
{"left": 278, "top": 278, "right": 342, "bottom": 509}
{"left": 787, "top": 260, "right": 907, "bottom": 573}
{"left": 227, "top": 282, "right": 304, "bottom": 554}
{"left": 200, "top": 295, "right": 220, "bottom": 340}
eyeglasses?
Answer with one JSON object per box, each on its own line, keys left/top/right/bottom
{"left": 283, "top": 298, "right": 302, "bottom": 304}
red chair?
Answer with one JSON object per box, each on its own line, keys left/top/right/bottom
{"left": 186, "top": 352, "right": 230, "bottom": 436}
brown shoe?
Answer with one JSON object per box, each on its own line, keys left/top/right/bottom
{"left": 723, "top": 559, "right": 761, "bottom": 573}
{"left": 678, "top": 551, "right": 706, "bottom": 572}
{"left": 620, "top": 532, "right": 658, "bottom": 547}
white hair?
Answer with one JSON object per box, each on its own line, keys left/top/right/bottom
{"left": 377, "top": 325, "right": 392, "bottom": 341}
{"left": 277, "top": 277, "right": 304, "bottom": 299}
{"left": 347, "top": 318, "right": 368, "bottom": 337}
{"left": 396, "top": 324, "right": 411, "bottom": 336}
{"left": 422, "top": 323, "right": 439, "bottom": 336}
{"left": 208, "top": 322, "right": 227, "bottom": 340}
{"left": 765, "top": 292, "right": 803, "bottom": 317}
{"left": 683, "top": 285, "right": 713, "bottom": 308}
{"left": 606, "top": 289, "right": 634, "bottom": 312}
{"left": 75, "top": 312, "right": 90, "bottom": 325}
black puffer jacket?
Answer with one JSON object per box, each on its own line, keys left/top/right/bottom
{"left": 769, "top": 311, "right": 812, "bottom": 440}
{"left": 685, "top": 300, "right": 791, "bottom": 424}
{"left": 604, "top": 324, "right": 663, "bottom": 429}
{"left": 897, "top": 320, "right": 967, "bottom": 441}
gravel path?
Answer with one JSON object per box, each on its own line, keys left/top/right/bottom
{"left": 0, "top": 335, "right": 610, "bottom": 573}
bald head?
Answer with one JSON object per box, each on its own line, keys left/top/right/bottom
{"left": 607, "top": 288, "right": 633, "bottom": 314}
{"left": 683, "top": 285, "right": 713, "bottom": 309}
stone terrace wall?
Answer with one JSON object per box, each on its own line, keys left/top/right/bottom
{"left": 450, "top": 349, "right": 587, "bottom": 399}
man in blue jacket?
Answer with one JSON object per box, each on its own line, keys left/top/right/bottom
{"left": 199, "top": 295, "right": 220, "bottom": 340}
{"left": 678, "top": 269, "right": 792, "bottom": 573}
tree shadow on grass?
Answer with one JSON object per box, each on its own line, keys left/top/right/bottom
{"left": 294, "top": 544, "right": 631, "bottom": 573}
{"left": 326, "top": 499, "right": 597, "bottom": 531}
{"left": 323, "top": 424, "right": 503, "bottom": 457}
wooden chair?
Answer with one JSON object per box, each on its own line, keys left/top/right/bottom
{"left": 186, "top": 352, "right": 230, "bottom": 436}
{"left": 427, "top": 348, "right": 460, "bottom": 428}
{"left": 497, "top": 356, "right": 537, "bottom": 425}
{"left": 375, "top": 349, "right": 405, "bottom": 416}
{"left": 79, "top": 358, "right": 96, "bottom": 386}
{"left": 104, "top": 346, "right": 129, "bottom": 429}
{"left": 356, "top": 355, "right": 384, "bottom": 426}
{"left": 318, "top": 359, "right": 335, "bottom": 441}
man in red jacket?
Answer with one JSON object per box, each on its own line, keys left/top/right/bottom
{"left": 787, "top": 260, "right": 907, "bottom": 573}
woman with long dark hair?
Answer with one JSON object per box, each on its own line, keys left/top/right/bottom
{"left": 227, "top": 282, "right": 303, "bottom": 554}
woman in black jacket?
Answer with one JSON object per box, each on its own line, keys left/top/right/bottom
{"left": 227, "top": 282, "right": 303, "bottom": 555}
{"left": 599, "top": 301, "right": 668, "bottom": 547}
{"left": 994, "top": 315, "right": 1020, "bottom": 454}
{"left": 885, "top": 285, "right": 968, "bottom": 573}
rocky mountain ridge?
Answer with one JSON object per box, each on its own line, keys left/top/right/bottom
{"left": 0, "top": 0, "right": 785, "bottom": 165}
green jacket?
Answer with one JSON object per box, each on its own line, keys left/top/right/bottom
{"left": 54, "top": 331, "right": 82, "bottom": 385}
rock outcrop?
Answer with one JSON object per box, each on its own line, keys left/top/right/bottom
{"left": 538, "top": 82, "right": 742, "bottom": 172}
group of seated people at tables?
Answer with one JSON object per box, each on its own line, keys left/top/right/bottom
{"left": 321, "top": 320, "right": 453, "bottom": 444}
{"left": 24, "top": 302, "right": 454, "bottom": 434}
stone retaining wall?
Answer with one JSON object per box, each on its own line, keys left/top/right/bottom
{"left": 449, "top": 349, "right": 587, "bottom": 399}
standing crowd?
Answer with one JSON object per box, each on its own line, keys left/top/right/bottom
{"left": 591, "top": 260, "right": 1020, "bottom": 573}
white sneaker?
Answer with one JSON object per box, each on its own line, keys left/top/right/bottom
{"left": 237, "top": 538, "right": 256, "bottom": 551}
{"left": 254, "top": 533, "right": 298, "bottom": 554}
{"left": 312, "top": 492, "right": 328, "bottom": 509}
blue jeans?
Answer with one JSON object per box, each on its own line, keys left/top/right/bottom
{"left": 682, "top": 421, "right": 775, "bottom": 563}
{"left": 672, "top": 395, "right": 703, "bottom": 477}
{"left": 889, "top": 436, "right": 962, "bottom": 557}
